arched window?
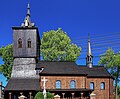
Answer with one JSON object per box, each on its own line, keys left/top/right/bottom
{"left": 87, "top": 57, "right": 89, "bottom": 61}
{"left": 100, "top": 82, "right": 105, "bottom": 90}
{"left": 90, "top": 82, "right": 94, "bottom": 90}
{"left": 18, "top": 38, "right": 22, "bottom": 48}
{"left": 56, "top": 80, "right": 61, "bottom": 89}
{"left": 70, "top": 80, "right": 76, "bottom": 89}
{"left": 90, "top": 57, "right": 91, "bottom": 61}
{"left": 27, "top": 38, "right": 31, "bottom": 48}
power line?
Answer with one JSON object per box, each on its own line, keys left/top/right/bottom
{"left": 77, "top": 53, "right": 120, "bottom": 60}
{"left": 71, "top": 32, "right": 120, "bottom": 40}
{"left": 73, "top": 37, "right": 120, "bottom": 45}
{"left": 81, "top": 46, "right": 120, "bottom": 52}
{"left": 71, "top": 32, "right": 120, "bottom": 55}
{"left": 72, "top": 33, "right": 120, "bottom": 46}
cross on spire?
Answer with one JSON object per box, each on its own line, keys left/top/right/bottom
{"left": 21, "top": 3, "right": 35, "bottom": 27}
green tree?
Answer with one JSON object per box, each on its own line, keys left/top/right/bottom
{"left": 99, "top": 48, "right": 120, "bottom": 99}
{"left": 118, "top": 86, "right": 120, "bottom": 96}
{"left": 34, "top": 92, "right": 54, "bottom": 99}
{"left": 41, "top": 28, "right": 81, "bottom": 61}
{"left": 0, "top": 44, "right": 13, "bottom": 80}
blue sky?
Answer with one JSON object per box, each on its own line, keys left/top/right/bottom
{"left": 0, "top": 0, "right": 120, "bottom": 86}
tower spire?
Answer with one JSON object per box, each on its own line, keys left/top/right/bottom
{"left": 21, "top": 3, "right": 35, "bottom": 27}
{"left": 88, "top": 34, "right": 92, "bottom": 56}
{"left": 86, "top": 33, "right": 93, "bottom": 68}
{"left": 27, "top": 3, "right": 30, "bottom": 16}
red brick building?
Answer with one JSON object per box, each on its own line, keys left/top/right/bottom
{"left": 4, "top": 3, "right": 114, "bottom": 99}
{"left": 36, "top": 61, "right": 114, "bottom": 99}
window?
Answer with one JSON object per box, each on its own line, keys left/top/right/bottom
{"left": 70, "top": 80, "right": 76, "bottom": 89}
{"left": 18, "top": 38, "right": 22, "bottom": 48}
{"left": 100, "top": 82, "right": 105, "bottom": 90}
{"left": 90, "top": 82, "right": 94, "bottom": 90}
{"left": 90, "top": 57, "right": 91, "bottom": 61}
{"left": 56, "top": 80, "right": 61, "bottom": 89}
{"left": 87, "top": 57, "right": 89, "bottom": 61}
{"left": 27, "top": 38, "right": 31, "bottom": 48}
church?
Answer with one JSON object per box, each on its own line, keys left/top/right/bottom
{"left": 4, "top": 4, "right": 114, "bottom": 99}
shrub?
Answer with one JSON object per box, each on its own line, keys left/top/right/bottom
{"left": 34, "top": 92, "right": 54, "bottom": 99}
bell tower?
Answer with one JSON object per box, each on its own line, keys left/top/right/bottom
{"left": 11, "top": 3, "right": 40, "bottom": 78}
{"left": 13, "top": 3, "right": 40, "bottom": 60}
{"left": 86, "top": 34, "right": 93, "bottom": 68}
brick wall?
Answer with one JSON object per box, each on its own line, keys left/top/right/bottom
{"left": 40, "top": 76, "right": 86, "bottom": 89}
{"left": 86, "top": 77, "right": 114, "bottom": 99}
{"left": 110, "top": 78, "right": 114, "bottom": 99}
{"left": 40, "top": 76, "right": 114, "bottom": 99}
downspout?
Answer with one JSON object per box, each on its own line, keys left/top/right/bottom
{"left": 109, "top": 77, "right": 110, "bottom": 99}
{"left": 85, "top": 75, "right": 86, "bottom": 97}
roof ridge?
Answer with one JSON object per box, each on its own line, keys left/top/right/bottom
{"left": 78, "top": 65, "right": 104, "bottom": 67}
{"left": 38, "top": 61, "right": 75, "bottom": 62}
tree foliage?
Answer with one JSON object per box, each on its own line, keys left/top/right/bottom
{"left": 118, "top": 86, "right": 120, "bottom": 96}
{"left": 99, "top": 48, "right": 115, "bottom": 68}
{"left": 0, "top": 44, "right": 13, "bottom": 80}
{"left": 99, "top": 48, "right": 120, "bottom": 99}
{"left": 99, "top": 48, "right": 120, "bottom": 78}
{"left": 34, "top": 92, "right": 54, "bottom": 99}
{"left": 41, "top": 28, "right": 81, "bottom": 61}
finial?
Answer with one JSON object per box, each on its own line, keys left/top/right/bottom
{"left": 88, "top": 33, "right": 90, "bottom": 42}
{"left": 27, "top": 3, "right": 30, "bottom": 16}
{"left": 21, "top": 3, "right": 35, "bottom": 27}
{"left": 28, "top": 3, "right": 30, "bottom": 9}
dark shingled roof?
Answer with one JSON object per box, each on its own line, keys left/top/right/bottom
{"left": 79, "top": 66, "right": 112, "bottom": 78}
{"left": 36, "top": 61, "right": 113, "bottom": 78}
{"left": 4, "top": 78, "right": 40, "bottom": 91}
{"left": 36, "top": 61, "right": 86, "bottom": 75}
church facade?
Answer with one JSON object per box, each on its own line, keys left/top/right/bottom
{"left": 4, "top": 4, "right": 114, "bottom": 99}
